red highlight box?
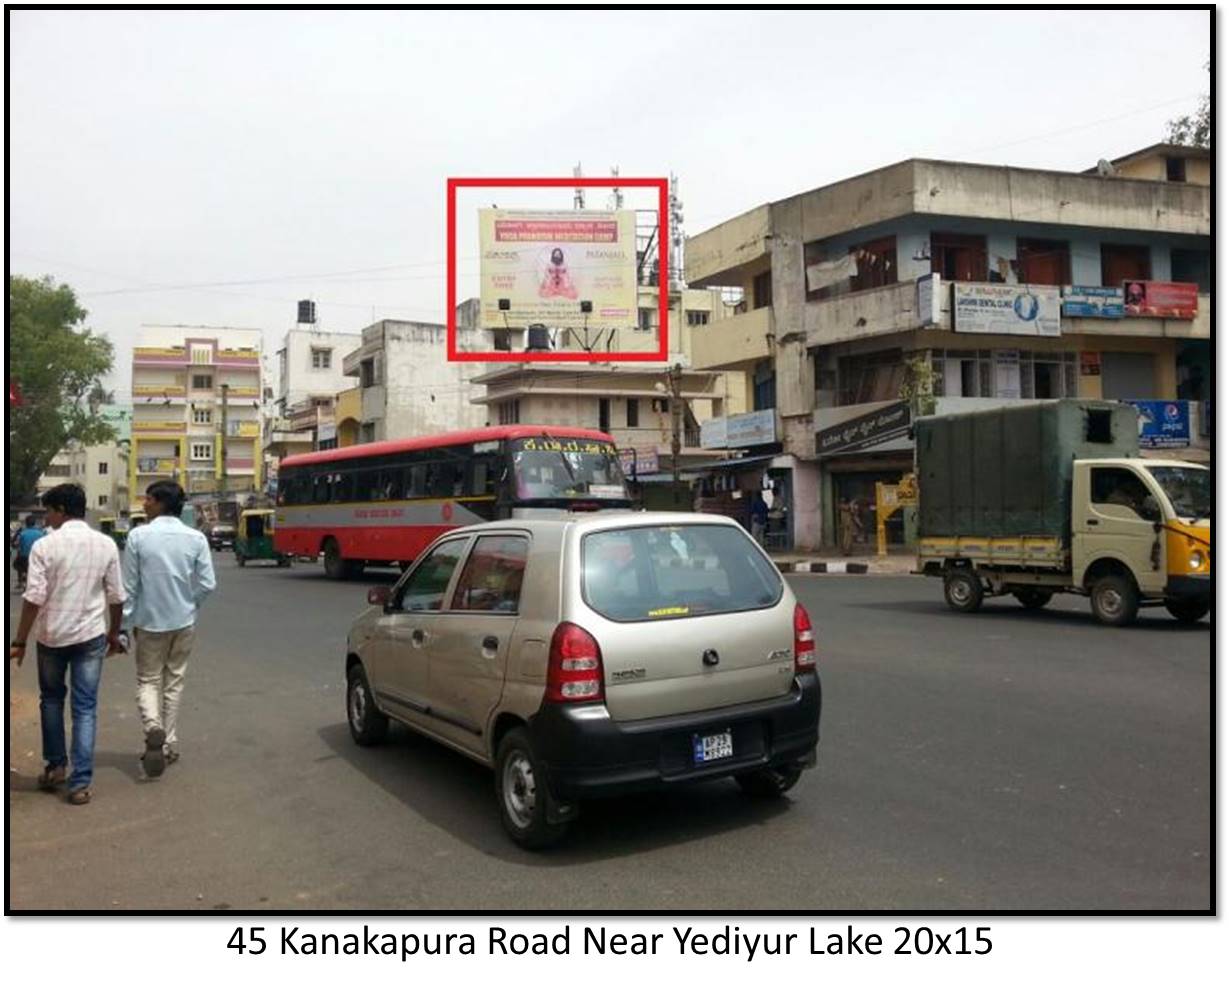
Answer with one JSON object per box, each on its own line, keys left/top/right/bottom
{"left": 446, "top": 176, "right": 670, "bottom": 363}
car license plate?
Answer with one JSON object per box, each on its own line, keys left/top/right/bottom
{"left": 693, "top": 729, "right": 733, "bottom": 764}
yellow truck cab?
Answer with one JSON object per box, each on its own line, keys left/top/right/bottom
{"left": 917, "top": 401, "right": 1210, "bottom": 627}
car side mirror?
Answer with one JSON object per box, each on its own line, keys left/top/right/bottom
{"left": 367, "top": 586, "right": 391, "bottom": 609}
{"left": 1140, "top": 495, "right": 1161, "bottom": 523}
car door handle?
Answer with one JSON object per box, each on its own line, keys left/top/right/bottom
{"left": 482, "top": 635, "right": 499, "bottom": 651}
{"left": 1086, "top": 519, "right": 1099, "bottom": 526}
{"left": 411, "top": 629, "right": 427, "bottom": 646}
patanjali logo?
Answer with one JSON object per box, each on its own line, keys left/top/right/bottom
{"left": 1013, "top": 292, "right": 1040, "bottom": 321}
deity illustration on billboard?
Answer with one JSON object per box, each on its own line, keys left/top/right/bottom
{"left": 539, "top": 247, "right": 579, "bottom": 300}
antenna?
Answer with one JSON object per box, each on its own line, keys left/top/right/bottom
{"left": 573, "top": 163, "right": 585, "bottom": 210}
{"left": 610, "top": 165, "right": 623, "bottom": 210}
{"left": 669, "top": 174, "right": 685, "bottom": 291}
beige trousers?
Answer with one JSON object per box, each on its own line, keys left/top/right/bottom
{"left": 134, "top": 626, "right": 195, "bottom": 748}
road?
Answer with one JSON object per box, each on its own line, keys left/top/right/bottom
{"left": 8, "top": 555, "right": 1211, "bottom": 911}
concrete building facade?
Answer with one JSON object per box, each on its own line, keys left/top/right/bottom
{"left": 130, "top": 325, "right": 265, "bottom": 499}
{"left": 686, "top": 145, "right": 1211, "bottom": 550}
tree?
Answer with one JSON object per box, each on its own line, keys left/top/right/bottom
{"left": 1166, "top": 63, "right": 1210, "bottom": 148}
{"left": 8, "top": 275, "right": 116, "bottom": 503}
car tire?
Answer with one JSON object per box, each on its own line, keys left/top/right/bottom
{"left": 1089, "top": 574, "right": 1139, "bottom": 627}
{"left": 494, "top": 728, "right": 569, "bottom": 850}
{"left": 323, "top": 538, "right": 346, "bottom": 580}
{"left": 1165, "top": 599, "right": 1208, "bottom": 624}
{"left": 1013, "top": 588, "right": 1052, "bottom": 610}
{"left": 736, "top": 763, "right": 804, "bottom": 798}
{"left": 346, "top": 663, "right": 388, "bottom": 746}
{"left": 943, "top": 569, "right": 983, "bottom": 612}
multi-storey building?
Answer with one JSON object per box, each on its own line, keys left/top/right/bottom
{"left": 130, "top": 326, "right": 264, "bottom": 499}
{"left": 36, "top": 442, "right": 130, "bottom": 520}
{"left": 686, "top": 144, "right": 1211, "bottom": 550}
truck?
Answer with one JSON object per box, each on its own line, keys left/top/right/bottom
{"left": 915, "top": 400, "right": 1210, "bottom": 627}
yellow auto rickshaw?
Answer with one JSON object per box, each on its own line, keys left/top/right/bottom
{"left": 234, "top": 508, "right": 291, "bottom": 567}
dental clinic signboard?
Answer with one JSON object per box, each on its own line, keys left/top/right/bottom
{"left": 953, "top": 283, "right": 1061, "bottom": 337}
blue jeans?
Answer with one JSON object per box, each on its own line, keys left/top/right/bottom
{"left": 37, "top": 634, "right": 107, "bottom": 792}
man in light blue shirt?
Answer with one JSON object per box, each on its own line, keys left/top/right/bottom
{"left": 122, "top": 480, "right": 216, "bottom": 778}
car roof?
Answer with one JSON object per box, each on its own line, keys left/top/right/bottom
{"left": 443, "top": 511, "right": 746, "bottom": 540}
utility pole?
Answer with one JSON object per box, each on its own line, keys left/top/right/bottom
{"left": 220, "top": 383, "right": 229, "bottom": 496}
{"left": 669, "top": 363, "right": 683, "bottom": 502}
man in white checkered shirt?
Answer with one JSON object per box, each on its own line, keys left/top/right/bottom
{"left": 9, "top": 484, "right": 127, "bottom": 806}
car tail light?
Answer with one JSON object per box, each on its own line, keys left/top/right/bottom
{"left": 546, "top": 622, "right": 605, "bottom": 703}
{"left": 794, "top": 603, "right": 816, "bottom": 673}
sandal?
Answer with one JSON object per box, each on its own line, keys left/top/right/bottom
{"left": 37, "top": 764, "right": 66, "bottom": 791}
{"left": 67, "top": 788, "right": 91, "bottom": 806}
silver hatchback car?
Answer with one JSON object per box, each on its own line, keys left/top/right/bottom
{"left": 345, "top": 512, "right": 821, "bottom": 848}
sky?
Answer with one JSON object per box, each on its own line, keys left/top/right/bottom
{"left": 8, "top": 8, "right": 1211, "bottom": 398}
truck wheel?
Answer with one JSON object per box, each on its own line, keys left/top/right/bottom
{"left": 346, "top": 663, "right": 388, "bottom": 746}
{"left": 494, "top": 728, "right": 569, "bottom": 850}
{"left": 1165, "top": 599, "right": 1209, "bottom": 624}
{"left": 1013, "top": 589, "right": 1052, "bottom": 610}
{"left": 736, "top": 763, "right": 804, "bottom": 798}
{"left": 323, "top": 539, "right": 346, "bottom": 580}
{"left": 1089, "top": 574, "right": 1139, "bottom": 626}
{"left": 943, "top": 569, "right": 983, "bottom": 612}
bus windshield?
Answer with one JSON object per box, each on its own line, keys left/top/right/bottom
{"left": 509, "top": 437, "right": 631, "bottom": 504}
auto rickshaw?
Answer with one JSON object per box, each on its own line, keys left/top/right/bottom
{"left": 98, "top": 516, "right": 126, "bottom": 552}
{"left": 128, "top": 510, "right": 148, "bottom": 530}
{"left": 234, "top": 508, "right": 291, "bottom": 567}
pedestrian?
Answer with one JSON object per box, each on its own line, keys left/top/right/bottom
{"left": 838, "top": 498, "right": 854, "bottom": 556}
{"left": 8, "top": 484, "right": 127, "bottom": 806}
{"left": 750, "top": 491, "right": 769, "bottom": 546}
{"left": 850, "top": 498, "right": 867, "bottom": 545}
{"left": 12, "top": 514, "right": 46, "bottom": 593}
{"left": 122, "top": 479, "right": 216, "bottom": 778}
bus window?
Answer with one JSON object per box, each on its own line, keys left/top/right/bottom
{"left": 409, "top": 463, "right": 428, "bottom": 498}
{"left": 379, "top": 468, "right": 406, "bottom": 500}
{"left": 312, "top": 472, "right": 332, "bottom": 504}
{"left": 354, "top": 468, "right": 380, "bottom": 502}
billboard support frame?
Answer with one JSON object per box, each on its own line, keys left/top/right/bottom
{"left": 447, "top": 176, "right": 670, "bottom": 363}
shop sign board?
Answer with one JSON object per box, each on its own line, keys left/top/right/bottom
{"left": 700, "top": 408, "right": 776, "bottom": 449}
{"left": 816, "top": 401, "right": 911, "bottom": 457}
{"left": 1062, "top": 285, "right": 1124, "bottom": 319}
{"left": 619, "top": 447, "right": 660, "bottom": 477}
{"left": 953, "top": 282, "right": 1061, "bottom": 337}
{"left": 1080, "top": 351, "right": 1102, "bottom": 376}
{"left": 1131, "top": 400, "right": 1191, "bottom": 448}
{"left": 1123, "top": 281, "right": 1199, "bottom": 319}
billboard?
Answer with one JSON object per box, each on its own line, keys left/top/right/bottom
{"left": 479, "top": 209, "right": 637, "bottom": 331}
{"left": 1122, "top": 281, "right": 1199, "bottom": 319}
{"left": 953, "top": 283, "right": 1061, "bottom": 337}
{"left": 816, "top": 401, "right": 911, "bottom": 457}
{"left": 700, "top": 409, "right": 777, "bottom": 449}
{"left": 1062, "top": 285, "right": 1124, "bottom": 319}
{"left": 1131, "top": 400, "right": 1191, "bottom": 448}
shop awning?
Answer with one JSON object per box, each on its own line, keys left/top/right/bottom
{"left": 685, "top": 454, "right": 778, "bottom": 473}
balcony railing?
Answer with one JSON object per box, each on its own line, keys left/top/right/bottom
{"left": 692, "top": 307, "right": 774, "bottom": 371}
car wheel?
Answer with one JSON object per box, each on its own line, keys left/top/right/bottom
{"left": 323, "top": 539, "right": 346, "bottom": 580}
{"left": 1089, "top": 574, "right": 1139, "bottom": 627}
{"left": 1013, "top": 589, "right": 1052, "bottom": 610}
{"left": 943, "top": 569, "right": 983, "bottom": 612}
{"left": 736, "top": 763, "right": 804, "bottom": 798}
{"left": 1165, "top": 599, "right": 1208, "bottom": 624}
{"left": 494, "top": 728, "right": 569, "bottom": 850}
{"left": 346, "top": 663, "right": 388, "bottom": 746}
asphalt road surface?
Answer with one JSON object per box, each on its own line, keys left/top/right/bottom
{"left": 8, "top": 555, "right": 1211, "bottom": 911}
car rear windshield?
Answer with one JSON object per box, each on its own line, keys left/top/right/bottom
{"left": 581, "top": 524, "right": 783, "bottom": 622}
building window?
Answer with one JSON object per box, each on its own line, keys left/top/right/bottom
{"left": 359, "top": 422, "right": 377, "bottom": 443}
{"left": 1100, "top": 244, "right": 1151, "bottom": 287}
{"left": 752, "top": 270, "right": 773, "bottom": 309}
{"left": 932, "top": 349, "right": 1077, "bottom": 400}
{"left": 686, "top": 310, "right": 710, "bottom": 326}
{"left": 598, "top": 398, "right": 611, "bottom": 433}
{"left": 626, "top": 398, "right": 640, "bottom": 428}
{"left": 496, "top": 400, "right": 520, "bottom": 425}
{"left": 98, "top": 494, "right": 108, "bottom": 507}
{"left": 837, "top": 349, "right": 904, "bottom": 405}
{"left": 849, "top": 236, "right": 897, "bottom": 293}
{"left": 359, "top": 358, "right": 376, "bottom": 388}
{"left": 1166, "top": 157, "right": 1187, "bottom": 182}
{"left": 192, "top": 374, "right": 214, "bottom": 390}
{"left": 311, "top": 347, "right": 332, "bottom": 370}
{"left": 753, "top": 359, "right": 777, "bottom": 411}
{"left": 43, "top": 464, "right": 70, "bottom": 478}
{"left": 930, "top": 232, "right": 988, "bottom": 282}
{"left": 192, "top": 408, "right": 212, "bottom": 425}
{"left": 98, "top": 462, "right": 109, "bottom": 475}
{"left": 190, "top": 442, "right": 213, "bottom": 461}
{"left": 637, "top": 308, "right": 654, "bottom": 332}
{"left": 1016, "top": 239, "right": 1070, "bottom": 286}
{"left": 1171, "top": 248, "right": 1210, "bottom": 293}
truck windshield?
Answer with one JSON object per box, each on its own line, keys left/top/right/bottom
{"left": 509, "top": 438, "right": 631, "bottom": 505}
{"left": 1145, "top": 466, "right": 1210, "bottom": 521}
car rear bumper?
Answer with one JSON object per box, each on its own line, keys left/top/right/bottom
{"left": 1165, "top": 574, "right": 1210, "bottom": 604}
{"left": 529, "top": 672, "right": 821, "bottom": 800}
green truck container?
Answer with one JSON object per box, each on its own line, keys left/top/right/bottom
{"left": 916, "top": 400, "right": 1138, "bottom": 543}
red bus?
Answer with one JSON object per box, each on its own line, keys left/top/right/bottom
{"left": 274, "top": 425, "right": 632, "bottom": 578}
